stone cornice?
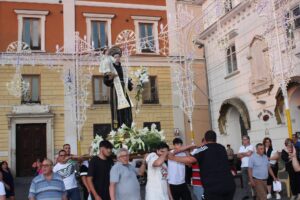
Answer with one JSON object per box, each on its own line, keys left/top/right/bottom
{"left": 199, "top": 0, "right": 251, "bottom": 40}
{"left": 14, "top": 9, "right": 49, "bottom": 16}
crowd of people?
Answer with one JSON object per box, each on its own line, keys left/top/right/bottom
{"left": 0, "top": 131, "right": 300, "bottom": 200}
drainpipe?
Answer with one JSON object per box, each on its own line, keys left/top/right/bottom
{"left": 198, "top": 43, "right": 213, "bottom": 129}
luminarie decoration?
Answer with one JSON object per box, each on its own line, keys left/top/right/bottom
{"left": 254, "top": 0, "right": 296, "bottom": 138}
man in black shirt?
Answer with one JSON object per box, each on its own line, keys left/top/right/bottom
{"left": 87, "top": 141, "right": 114, "bottom": 200}
{"left": 169, "top": 130, "right": 235, "bottom": 200}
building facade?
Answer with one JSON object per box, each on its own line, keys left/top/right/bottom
{"left": 0, "top": 0, "right": 180, "bottom": 176}
{"left": 196, "top": 0, "right": 300, "bottom": 152}
{"left": 168, "top": 0, "right": 210, "bottom": 144}
{"left": 0, "top": 0, "right": 210, "bottom": 176}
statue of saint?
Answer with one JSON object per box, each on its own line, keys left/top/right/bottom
{"left": 100, "top": 47, "right": 133, "bottom": 130}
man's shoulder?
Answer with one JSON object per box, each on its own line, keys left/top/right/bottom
{"left": 54, "top": 162, "right": 69, "bottom": 170}
{"left": 89, "top": 156, "right": 100, "bottom": 163}
{"left": 192, "top": 146, "right": 208, "bottom": 155}
{"left": 31, "top": 174, "right": 45, "bottom": 184}
{"left": 52, "top": 172, "right": 63, "bottom": 180}
{"left": 146, "top": 152, "right": 158, "bottom": 162}
{"left": 111, "top": 162, "right": 122, "bottom": 170}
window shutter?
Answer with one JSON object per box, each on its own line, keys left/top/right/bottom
{"left": 100, "top": 22, "right": 107, "bottom": 48}
{"left": 23, "top": 19, "right": 31, "bottom": 46}
{"left": 92, "top": 21, "right": 99, "bottom": 49}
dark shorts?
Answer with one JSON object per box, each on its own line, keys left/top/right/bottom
{"left": 5, "top": 188, "right": 15, "bottom": 197}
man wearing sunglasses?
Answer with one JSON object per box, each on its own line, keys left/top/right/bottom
{"left": 28, "top": 159, "right": 67, "bottom": 200}
{"left": 53, "top": 150, "right": 80, "bottom": 200}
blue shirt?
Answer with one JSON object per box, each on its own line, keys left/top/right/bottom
{"left": 248, "top": 153, "right": 269, "bottom": 180}
{"left": 28, "top": 173, "right": 66, "bottom": 200}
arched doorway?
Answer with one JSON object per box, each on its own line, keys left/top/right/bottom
{"left": 275, "top": 76, "right": 300, "bottom": 134}
{"left": 218, "top": 98, "right": 250, "bottom": 152}
{"left": 225, "top": 107, "right": 248, "bottom": 151}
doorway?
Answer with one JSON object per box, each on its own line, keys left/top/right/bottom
{"left": 16, "top": 124, "right": 46, "bottom": 177}
{"left": 225, "top": 107, "right": 248, "bottom": 152}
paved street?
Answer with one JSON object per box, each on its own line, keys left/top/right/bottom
{"left": 15, "top": 177, "right": 290, "bottom": 200}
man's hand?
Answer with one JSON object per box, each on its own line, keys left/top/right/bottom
{"left": 249, "top": 179, "right": 255, "bottom": 187}
{"left": 162, "top": 151, "right": 168, "bottom": 157}
{"left": 94, "top": 195, "right": 102, "bottom": 200}
{"left": 107, "top": 72, "right": 117, "bottom": 80}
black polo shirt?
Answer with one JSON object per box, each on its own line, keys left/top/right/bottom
{"left": 193, "top": 143, "right": 235, "bottom": 194}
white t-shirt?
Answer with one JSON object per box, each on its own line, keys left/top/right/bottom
{"left": 269, "top": 150, "right": 278, "bottom": 165}
{"left": 0, "top": 181, "right": 5, "bottom": 196}
{"left": 145, "top": 152, "right": 169, "bottom": 200}
{"left": 168, "top": 151, "right": 186, "bottom": 185}
{"left": 238, "top": 144, "right": 254, "bottom": 168}
{"left": 53, "top": 162, "right": 78, "bottom": 190}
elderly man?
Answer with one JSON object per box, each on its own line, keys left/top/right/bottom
{"left": 28, "top": 159, "right": 67, "bottom": 200}
{"left": 248, "top": 143, "right": 278, "bottom": 200}
{"left": 109, "top": 148, "right": 143, "bottom": 200}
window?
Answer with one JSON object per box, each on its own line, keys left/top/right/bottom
{"left": 143, "top": 122, "right": 161, "bottom": 131}
{"left": 142, "top": 76, "right": 159, "bottom": 104}
{"left": 83, "top": 13, "right": 114, "bottom": 49}
{"left": 91, "top": 21, "right": 108, "bottom": 50}
{"left": 22, "top": 75, "right": 40, "bottom": 104}
{"left": 224, "top": 0, "right": 233, "bottom": 13}
{"left": 93, "top": 124, "right": 111, "bottom": 139}
{"left": 15, "top": 10, "right": 48, "bottom": 52}
{"left": 93, "top": 76, "right": 110, "bottom": 104}
{"left": 226, "top": 45, "right": 237, "bottom": 74}
{"left": 22, "top": 18, "right": 41, "bottom": 50}
{"left": 132, "top": 16, "right": 161, "bottom": 54}
{"left": 139, "top": 23, "right": 155, "bottom": 53}
{"left": 292, "top": 6, "right": 300, "bottom": 29}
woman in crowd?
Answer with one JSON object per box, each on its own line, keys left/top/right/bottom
{"left": 263, "top": 137, "right": 280, "bottom": 199}
{"left": 0, "top": 161, "right": 15, "bottom": 200}
{"left": 281, "top": 138, "right": 300, "bottom": 200}
{"left": 31, "top": 158, "right": 42, "bottom": 176}
{"left": 0, "top": 171, "right": 6, "bottom": 200}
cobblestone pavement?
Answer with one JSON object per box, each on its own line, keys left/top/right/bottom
{"left": 16, "top": 177, "right": 290, "bottom": 200}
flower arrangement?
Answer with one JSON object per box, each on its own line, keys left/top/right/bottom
{"left": 134, "top": 66, "right": 149, "bottom": 113}
{"left": 90, "top": 135, "right": 103, "bottom": 156}
{"left": 90, "top": 122, "right": 165, "bottom": 154}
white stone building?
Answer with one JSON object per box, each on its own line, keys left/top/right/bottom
{"left": 196, "top": 0, "right": 300, "bottom": 151}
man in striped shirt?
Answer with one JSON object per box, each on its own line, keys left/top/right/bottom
{"left": 28, "top": 159, "right": 67, "bottom": 200}
{"left": 190, "top": 140, "right": 206, "bottom": 200}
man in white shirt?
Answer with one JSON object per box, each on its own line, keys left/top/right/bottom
{"left": 53, "top": 149, "right": 81, "bottom": 200}
{"left": 145, "top": 142, "right": 173, "bottom": 200}
{"left": 237, "top": 135, "right": 254, "bottom": 200}
{"left": 168, "top": 138, "right": 192, "bottom": 200}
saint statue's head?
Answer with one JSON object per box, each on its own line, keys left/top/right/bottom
{"left": 108, "top": 46, "right": 122, "bottom": 64}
